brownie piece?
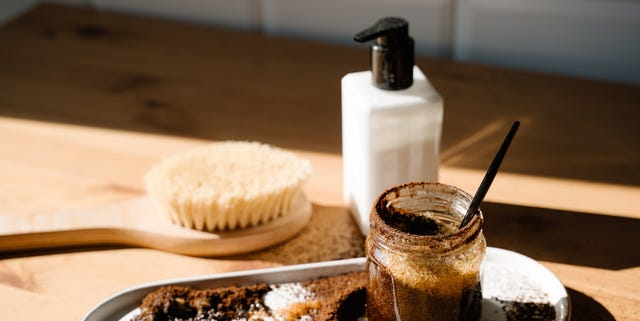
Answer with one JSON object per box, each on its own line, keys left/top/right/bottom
{"left": 132, "top": 271, "right": 367, "bottom": 321}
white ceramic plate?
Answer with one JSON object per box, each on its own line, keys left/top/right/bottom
{"left": 481, "top": 248, "right": 570, "bottom": 321}
{"left": 82, "top": 247, "right": 570, "bottom": 321}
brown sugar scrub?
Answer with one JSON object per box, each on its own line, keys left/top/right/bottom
{"left": 366, "top": 182, "right": 486, "bottom": 321}
{"left": 132, "top": 271, "right": 367, "bottom": 321}
{"left": 144, "top": 141, "right": 311, "bottom": 231}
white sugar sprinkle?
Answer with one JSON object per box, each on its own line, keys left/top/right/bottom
{"left": 263, "top": 282, "right": 316, "bottom": 321}
{"left": 483, "top": 263, "right": 549, "bottom": 304}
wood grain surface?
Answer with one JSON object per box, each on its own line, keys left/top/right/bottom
{"left": 0, "top": 4, "right": 639, "bottom": 321}
{"left": 0, "top": 193, "right": 312, "bottom": 256}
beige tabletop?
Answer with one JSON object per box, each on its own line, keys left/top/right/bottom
{"left": 1, "top": 4, "right": 639, "bottom": 321}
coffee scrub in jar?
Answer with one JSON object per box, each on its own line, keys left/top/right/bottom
{"left": 366, "top": 181, "right": 486, "bottom": 321}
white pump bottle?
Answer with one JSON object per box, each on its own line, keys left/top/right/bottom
{"left": 341, "top": 17, "right": 443, "bottom": 235}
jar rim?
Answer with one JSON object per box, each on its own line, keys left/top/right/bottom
{"left": 369, "top": 181, "right": 484, "bottom": 252}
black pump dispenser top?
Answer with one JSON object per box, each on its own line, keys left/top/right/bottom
{"left": 354, "top": 17, "right": 415, "bottom": 90}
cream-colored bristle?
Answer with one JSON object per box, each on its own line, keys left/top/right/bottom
{"left": 145, "top": 141, "right": 311, "bottom": 231}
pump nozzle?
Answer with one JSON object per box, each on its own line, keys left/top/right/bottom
{"left": 354, "top": 17, "right": 409, "bottom": 44}
{"left": 354, "top": 17, "right": 414, "bottom": 90}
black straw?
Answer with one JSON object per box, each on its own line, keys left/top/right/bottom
{"left": 458, "top": 121, "right": 520, "bottom": 229}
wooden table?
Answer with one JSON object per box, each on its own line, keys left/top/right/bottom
{"left": 1, "top": 4, "right": 639, "bottom": 321}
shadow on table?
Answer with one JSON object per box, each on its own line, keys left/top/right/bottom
{"left": 0, "top": 204, "right": 367, "bottom": 263}
{"left": 0, "top": 200, "right": 637, "bottom": 272}
{"left": 0, "top": 245, "right": 125, "bottom": 260}
{"left": 2, "top": 5, "right": 640, "bottom": 188}
{"left": 566, "top": 287, "right": 617, "bottom": 321}
{"left": 227, "top": 204, "right": 366, "bottom": 265}
{"left": 482, "top": 202, "right": 640, "bottom": 270}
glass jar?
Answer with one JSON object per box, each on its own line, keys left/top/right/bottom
{"left": 366, "top": 182, "right": 486, "bottom": 321}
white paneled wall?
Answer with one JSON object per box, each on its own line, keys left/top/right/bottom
{"left": 93, "top": 0, "right": 262, "bottom": 30}
{"left": 261, "top": 0, "right": 454, "bottom": 58}
{"left": 45, "top": 0, "right": 91, "bottom": 6}
{"left": 454, "top": 0, "right": 640, "bottom": 84}
{"left": 1, "top": 0, "right": 638, "bottom": 84}
{"left": 0, "top": 0, "right": 39, "bottom": 25}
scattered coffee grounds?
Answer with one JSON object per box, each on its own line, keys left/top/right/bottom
{"left": 377, "top": 210, "right": 458, "bottom": 236}
{"left": 503, "top": 301, "right": 556, "bottom": 321}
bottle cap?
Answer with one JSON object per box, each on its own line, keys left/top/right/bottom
{"left": 354, "top": 17, "right": 414, "bottom": 90}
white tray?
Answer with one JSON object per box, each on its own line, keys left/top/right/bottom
{"left": 82, "top": 247, "right": 570, "bottom": 321}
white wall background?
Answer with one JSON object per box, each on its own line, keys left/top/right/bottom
{"left": 2, "top": 0, "right": 639, "bottom": 85}
{"left": 453, "top": 0, "right": 640, "bottom": 86}
{"left": 0, "top": 0, "right": 40, "bottom": 23}
{"left": 261, "top": 0, "right": 454, "bottom": 58}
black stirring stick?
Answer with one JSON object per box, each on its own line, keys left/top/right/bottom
{"left": 458, "top": 121, "right": 520, "bottom": 229}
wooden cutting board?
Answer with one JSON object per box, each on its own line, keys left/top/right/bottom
{"left": 0, "top": 193, "right": 312, "bottom": 256}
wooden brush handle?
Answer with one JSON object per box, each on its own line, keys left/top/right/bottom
{"left": 0, "top": 195, "right": 312, "bottom": 256}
